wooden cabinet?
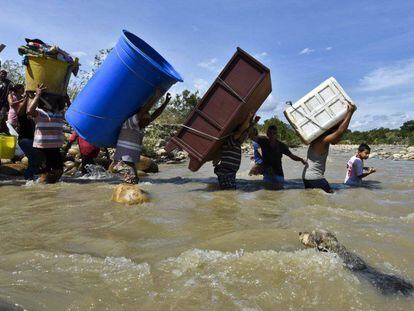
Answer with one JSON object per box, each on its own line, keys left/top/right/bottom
{"left": 166, "top": 48, "right": 271, "bottom": 171}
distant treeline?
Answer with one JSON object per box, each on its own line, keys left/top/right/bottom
{"left": 258, "top": 117, "right": 414, "bottom": 147}
{"left": 341, "top": 121, "right": 414, "bottom": 146}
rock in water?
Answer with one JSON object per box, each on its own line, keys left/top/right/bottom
{"left": 111, "top": 184, "right": 150, "bottom": 205}
{"left": 299, "top": 229, "right": 414, "bottom": 296}
{"left": 137, "top": 156, "right": 159, "bottom": 173}
{"left": 68, "top": 147, "right": 80, "bottom": 157}
{"left": 64, "top": 161, "right": 77, "bottom": 170}
{"left": 137, "top": 170, "right": 148, "bottom": 177}
{"left": 21, "top": 156, "right": 29, "bottom": 167}
{"left": 0, "top": 163, "right": 26, "bottom": 176}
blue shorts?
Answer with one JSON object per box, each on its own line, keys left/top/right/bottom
{"left": 263, "top": 174, "right": 284, "bottom": 184}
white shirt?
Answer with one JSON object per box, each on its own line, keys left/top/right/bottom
{"left": 344, "top": 155, "right": 364, "bottom": 186}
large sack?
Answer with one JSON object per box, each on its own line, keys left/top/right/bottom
{"left": 111, "top": 184, "right": 150, "bottom": 205}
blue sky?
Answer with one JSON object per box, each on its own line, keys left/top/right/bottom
{"left": 1, "top": 0, "right": 413, "bottom": 130}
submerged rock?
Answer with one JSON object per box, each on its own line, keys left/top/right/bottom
{"left": 137, "top": 170, "right": 148, "bottom": 177}
{"left": 64, "top": 161, "right": 77, "bottom": 170}
{"left": 21, "top": 156, "right": 29, "bottom": 166}
{"left": 111, "top": 184, "right": 150, "bottom": 205}
{"left": 299, "top": 229, "right": 414, "bottom": 296}
{"left": 63, "top": 167, "right": 78, "bottom": 176}
{"left": 0, "top": 163, "right": 26, "bottom": 176}
{"left": 137, "top": 156, "right": 159, "bottom": 173}
{"left": 68, "top": 147, "right": 80, "bottom": 157}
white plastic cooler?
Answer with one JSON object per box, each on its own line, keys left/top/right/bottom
{"left": 284, "top": 77, "right": 355, "bottom": 144}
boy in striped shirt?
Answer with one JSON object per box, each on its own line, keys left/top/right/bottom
{"left": 27, "top": 84, "right": 68, "bottom": 183}
{"left": 213, "top": 113, "right": 260, "bottom": 189}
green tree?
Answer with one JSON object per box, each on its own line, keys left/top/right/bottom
{"left": 400, "top": 120, "right": 414, "bottom": 135}
{"left": 401, "top": 120, "right": 414, "bottom": 146}
{"left": 0, "top": 59, "right": 25, "bottom": 84}
{"left": 155, "top": 89, "right": 200, "bottom": 125}
{"left": 142, "top": 90, "right": 201, "bottom": 156}
{"left": 257, "top": 116, "right": 301, "bottom": 147}
{"left": 67, "top": 48, "right": 113, "bottom": 100}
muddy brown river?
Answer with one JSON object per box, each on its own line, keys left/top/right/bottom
{"left": 0, "top": 147, "right": 413, "bottom": 310}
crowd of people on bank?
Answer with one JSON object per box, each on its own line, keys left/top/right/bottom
{"left": 0, "top": 68, "right": 376, "bottom": 192}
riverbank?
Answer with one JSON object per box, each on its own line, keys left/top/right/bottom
{"left": 329, "top": 144, "right": 414, "bottom": 161}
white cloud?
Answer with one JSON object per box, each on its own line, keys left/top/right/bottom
{"left": 71, "top": 51, "right": 87, "bottom": 58}
{"left": 257, "top": 94, "right": 285, "bottom": 119}
{"left": 193, "top": 78, "right": 209, "bottom": 91}
{"left": 325, "top": 46, "right": 332, "bottom": 51}
{"left": 350, "top": 111, "right": 414, "bottom": 131}
{"left": 349, "top": 58, "right": 414, "bottom": 130}
{"left": 349, "top": 90, "right": 414, "bottom": 130}
{"left": 198, "top": 57, "right": 218, "bottom": 72}
{"left": 299, "top": 48, "right": 315, "bottom": 55}
{"left": 358, "top": 58, "right": 414, "bottom": 92}
{"left": 253, "top": 52, "right": 268, "bottom": 61}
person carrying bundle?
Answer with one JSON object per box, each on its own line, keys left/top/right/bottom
{"left": 0, "top": 70, "right": 11, "bottom": 135}
{"left": 63, "top": 131, "right": 105, "bottom": 175}
{"left": 27, "top": 84, "right": 70, "bottom": 183}
{"left": 257, "top": 125, "right": 306, "bottom": 189}
{"left": 7, "top": 84, "right": 25, "bottom": 131}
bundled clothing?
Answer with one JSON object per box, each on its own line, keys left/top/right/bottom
{"left": 214, "top": 136, "right": 242, "bottom": 189}
{"left": 18, "top": 38, "right": 79, "bottom": 76}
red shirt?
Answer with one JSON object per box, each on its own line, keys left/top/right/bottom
{"left": 69, "top": 132, "right": 100, "bottom": 158}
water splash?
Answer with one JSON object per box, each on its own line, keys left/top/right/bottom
{"left": 80, "top": 165, "right": 114, "bottom": 180}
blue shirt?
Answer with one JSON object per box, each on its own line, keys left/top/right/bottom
{"left": 253, "top": 141, "right": 263, "bottom": 165}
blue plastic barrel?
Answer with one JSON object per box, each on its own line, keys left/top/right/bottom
{"left": 65, "top": 30, "right": 183, "bottom": 147}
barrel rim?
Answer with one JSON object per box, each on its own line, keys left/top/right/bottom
{"left": 121, "top": 29, "right": 183, "bottom": 83}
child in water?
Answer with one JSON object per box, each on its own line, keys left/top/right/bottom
{"left": 63, "top": 131, "right": 103, "bottom": 175}
{"left": 213, "top": 113, "right": 260, "bottom": 189}
{"left": 27, "top": 84, "right": 69, "bottom": 183}
{"left": 7, "top": 84, "right": 25, "bottom": 131}
{"left": 248, "top": 127, "right": 265, "bottom": 176}
{"left": 344, "top": 143, "right": 376, "bottom": 186}
{"left": 113, "top": 90, "right": 171, "bottom": 184}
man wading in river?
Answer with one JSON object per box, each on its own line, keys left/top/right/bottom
{"left": 302, "top": 102, "right": 356, "bottom": 193}
{"left": 257, "top": 125, "right": 306, "bottom": 189}
{"left": 213, "top": 113, "right": 260, "bottom": 190}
